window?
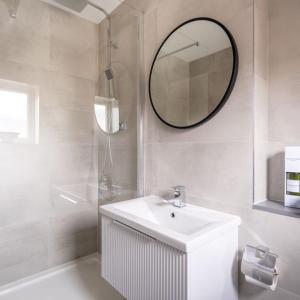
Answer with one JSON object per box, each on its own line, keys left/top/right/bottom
{"left": 0, "top": 79, "right": 39, "bottom": 144}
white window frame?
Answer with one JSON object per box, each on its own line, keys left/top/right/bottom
{"left": 0, "top": 79, "right": 39, "bottom": 144}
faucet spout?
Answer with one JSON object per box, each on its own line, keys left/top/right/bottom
{"left": 169, "top": 185, "right": 186, "bottom": 207}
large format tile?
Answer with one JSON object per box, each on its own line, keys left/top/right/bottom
{"left": 254, "top": 3, "right": 269, "bottom": 80}
{"left": 145, "top": 141, "right": 253, "bottom": 208}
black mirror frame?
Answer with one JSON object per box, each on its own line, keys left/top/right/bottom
{"left": 148, "top": 17, "right": 239, "bottom": 129}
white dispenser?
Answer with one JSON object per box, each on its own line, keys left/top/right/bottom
{"left": 285, "top": 147, "right": 300, "bottom": 208}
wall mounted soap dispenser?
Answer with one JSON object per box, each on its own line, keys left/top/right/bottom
{"left": 285, "top": 147, "right": 300, "bottom": 208}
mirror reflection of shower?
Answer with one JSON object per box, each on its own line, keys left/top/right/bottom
{"left": 53, "top": 0, "right": 120, "bottom": 199}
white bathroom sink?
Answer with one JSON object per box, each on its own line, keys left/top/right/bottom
{"left": 100, "top": 195, "right": 241, "bottom": 252}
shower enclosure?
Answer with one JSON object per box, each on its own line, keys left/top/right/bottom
{"left": 96, "top": 3, "right": 144, "bottom": 204}
{"left": 0, "top": 0, "right": 143, "bottom": 287}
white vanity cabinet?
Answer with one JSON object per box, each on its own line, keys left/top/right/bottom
{"left": 101, "top": 214, "right": 239, "bottom": 300}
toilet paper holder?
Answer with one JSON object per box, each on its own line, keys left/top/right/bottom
{"left": 241, "top": 244, "right": 279, "bottom": 291}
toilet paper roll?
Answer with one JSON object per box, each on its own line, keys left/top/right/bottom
{"left": 245, "top": 270, "right": 278, "bottom": 291}
{"left": 241, "top": 260, "right": 277, "bottom": 285}
{"left": 241, "top": 244, "right": 279, "bottom": 290}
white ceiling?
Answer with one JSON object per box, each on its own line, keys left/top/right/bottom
{"left": 40, "top": 0, "right": 124, "bottom": 23}
{"left": 159, "top": 21, "right": 231, "bottom": 62}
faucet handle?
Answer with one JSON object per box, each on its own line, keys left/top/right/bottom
{"left": 169, "top": 185, "right": 186, "bottom": 207}
{"left": 171, "top": 185, "right": 185, "bottom": 192}
{"left": 170, "top": 185, "right": 185, "bottom": 197}
{"left": 171, "top": 185, "right": 185, "bottom": 190}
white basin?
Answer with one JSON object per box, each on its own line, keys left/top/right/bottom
{"left": 100, "top": 195, "right": 241, "bottom": 252}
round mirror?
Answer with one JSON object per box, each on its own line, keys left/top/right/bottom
{"left": 149, "top": 18, "right": 238, "bottom": 128}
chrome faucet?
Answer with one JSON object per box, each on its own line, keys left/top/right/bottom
{"left": 168, "top": 185, "right": 186, "bottom": 208}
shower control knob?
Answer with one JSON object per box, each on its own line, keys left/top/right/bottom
{"left": 119, "top": 121, "right": 127, "bottom": 131}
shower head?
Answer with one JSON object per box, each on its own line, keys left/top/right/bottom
{"left": 53, "top": 0, "right": 110, "bottom": 19}
{"left": 53, "top": 0, "right": 88, "bottom": 12}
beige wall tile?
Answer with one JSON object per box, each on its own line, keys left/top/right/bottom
{"left": 253, "top": 0, "right": 300, "bottom": 214}
{"left": 254, "top": 3, "right": 269, "bottom": 79}
{"left": 254, "top": 75, "right": 269, "bottom": 142}
{"left": 145, "top": 142, "right": 253, "bottom": 208}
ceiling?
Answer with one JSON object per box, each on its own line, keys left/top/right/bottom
{"left": 40, "top": 0, "right": 124, "bottom": 23}
{"left": 159, "top": 21, "right": 232, "bottom": 62}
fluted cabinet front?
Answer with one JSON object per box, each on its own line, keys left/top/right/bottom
{"left": 101, "top": 216, "right": 187, "bottom": 300}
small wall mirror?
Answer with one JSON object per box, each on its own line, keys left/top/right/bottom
{"left": 94, "top": 96, "right": 120, "bottom": 134}
{"left": 149, "top": 18, "right": 238, "bottom": 128}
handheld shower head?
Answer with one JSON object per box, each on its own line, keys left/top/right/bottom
{"left": 104, "top": 68, "right": 115, "bottom": 98}
{"left": 105, "top": 68, "right": 114, "bottom": 80}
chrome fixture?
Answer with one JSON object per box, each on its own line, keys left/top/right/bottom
{"left": 168, "top": 185, "right": 186, "bottom": 208}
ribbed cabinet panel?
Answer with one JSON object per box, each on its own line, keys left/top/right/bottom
{"left": 101, "top": 216, "right": 187, "bottom": 300}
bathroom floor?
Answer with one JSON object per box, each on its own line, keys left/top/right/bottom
{"left": 0, "top": 255, "right": 122, "bottom": 300}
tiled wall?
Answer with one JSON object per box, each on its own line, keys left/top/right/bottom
{"left": 152, "top": 55, "right": 190, "bottom": 126}
{"left": 255, "top": 0, "right": 300, "bottom": 204}
{"left": 267, "top": 0, "right": 300, "bottom": 202}
{"left": 123, "top": 0, "right": 300, "bottom": 298}
{"left": 254, "top": 0, "right": 269, "bottom": 203}
{"left": 190, "top": 47, "right": 233, "bottom": 122}
{"left": 0, "top": 0, "right": 98, "bottom": 285}
{"left": 151, "top": 47, "right": 233, "bottom": 126}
